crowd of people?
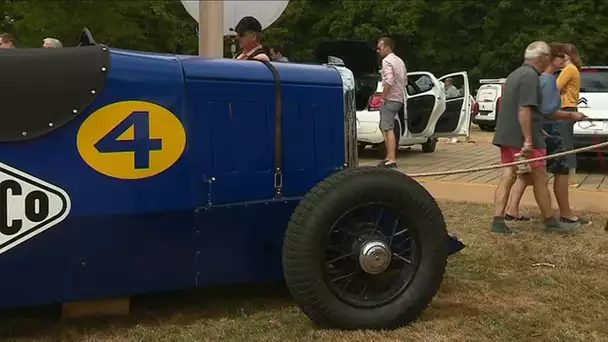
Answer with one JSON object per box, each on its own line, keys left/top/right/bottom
{"left": 0, "top": 33, "right": 62, "bottom": 49}
{"left": 2, "top": 18, "right": 589, "bottom": 235}
{"left": 492, "top": 41, "right": 588, "bottom": 234}
{"left": 369, "top": 35, "right": 589, "bottom": 235}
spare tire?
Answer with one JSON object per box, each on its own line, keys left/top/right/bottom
{"left": 283, "top": 167, "right": 447, "bottom": 330}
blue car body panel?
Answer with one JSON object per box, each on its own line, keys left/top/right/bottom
{"left": 0, "top": 46, "right": 463, "bottom": 310}
{"left": 0, "top": 48, "right": 346, "bottom": 309}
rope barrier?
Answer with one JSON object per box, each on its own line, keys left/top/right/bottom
{"left": 406, "top": 140, "right": 608, "bottom": 178}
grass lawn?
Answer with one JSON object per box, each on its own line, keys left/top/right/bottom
{"left": 1, "top": 201, "right": 607, "bottom": 342}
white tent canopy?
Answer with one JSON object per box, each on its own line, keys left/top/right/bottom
{"left": 181, "top": 0, "right": 289, "bottom": 36}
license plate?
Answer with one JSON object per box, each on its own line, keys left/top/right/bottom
{"left": 479, "top": 103, "right": 494, "bottom": 111}
{"left": 479, "top": 110, "right": 491, "bottom": 116}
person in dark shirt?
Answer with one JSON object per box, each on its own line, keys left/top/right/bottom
{"left": 505, "top": 43, "right": 589, "bottom": 225}
{"left": 491, "top": 41, "right": 580, "bottom": 234}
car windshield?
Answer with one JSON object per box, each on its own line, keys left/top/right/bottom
{"left": 581, "top": 69, "right": 608, "bottom": 93}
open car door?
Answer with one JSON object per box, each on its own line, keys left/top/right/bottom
{"left": 433, "top": 71, "right": 472, "bottom": 137}
{"left": 314, "top": 40, "right": 378, "bottom": 111}
{"left": 405, "top": 72, "right": 446, "bottom": 138}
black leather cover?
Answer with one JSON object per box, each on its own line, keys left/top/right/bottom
{"left": 0, "top": 45, "right": 110, "bottom": 142}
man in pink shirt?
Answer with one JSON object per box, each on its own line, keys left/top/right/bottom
{"left": 377, "top": 37, "right": 407, "bottom": 168}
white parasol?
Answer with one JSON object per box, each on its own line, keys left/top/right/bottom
{"left": 181, "top": 0, "right": 290, "bottom": 36}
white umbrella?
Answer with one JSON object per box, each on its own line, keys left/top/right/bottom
{"left": 181, "top": 0, "right": 290, "bottom": 36}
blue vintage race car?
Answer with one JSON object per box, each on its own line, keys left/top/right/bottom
{"left": 0, "top": 29, "right": 463, "bottom": 330}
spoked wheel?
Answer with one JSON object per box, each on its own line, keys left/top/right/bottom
{"left": 324, "top": 202, "right": 419, "bottom": 309}
{"left": 283, "top": 167, "right": 448, "bottom": 330}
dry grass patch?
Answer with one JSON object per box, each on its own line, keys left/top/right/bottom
{"left": 1, "top": 201, "right": 606, "bottom": 342}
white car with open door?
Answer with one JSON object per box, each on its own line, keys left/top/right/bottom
{"left": 356, "top": 71, "right": 472, "bottom": 156}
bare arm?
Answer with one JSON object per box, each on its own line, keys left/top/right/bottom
{"left": 548, "top": 110, "right": 585, "bottom": 120}
{"left": 518, "top": 106, "right": 534, "bottom": 145}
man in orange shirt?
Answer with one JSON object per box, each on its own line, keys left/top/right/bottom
{"left": 553, "top": 43, "right": 588, "bottom": 224}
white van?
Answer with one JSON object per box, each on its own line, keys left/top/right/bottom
{"left": 472, "top": 78, "right": 506, "bottom": 132}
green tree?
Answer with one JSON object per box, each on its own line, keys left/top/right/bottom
{"left": 5, "top": 0, "right": 197, "bottom": 53}
{"left": 3, "top": 0, "right": 608, "bottom": 84}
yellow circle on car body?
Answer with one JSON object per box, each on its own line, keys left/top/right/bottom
{"left": 76, "top": 100, "right": 186, "bottom": 180}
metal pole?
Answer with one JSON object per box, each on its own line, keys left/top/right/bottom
{"left": 198, "top": 0, "right": 224, "bottom": 57}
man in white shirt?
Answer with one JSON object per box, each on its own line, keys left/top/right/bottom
{"left": 444, "top": 78, "right": 460, "bottom": 99}
{"left": 376, "top": 37, "right": 407, "bottom": 168}
{"left": 232, "top": 16, "right": 270, "bottom": 61}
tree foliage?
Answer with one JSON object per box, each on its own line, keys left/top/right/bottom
{"left": 3, "top": 0, "right": 608, "bottom": 84}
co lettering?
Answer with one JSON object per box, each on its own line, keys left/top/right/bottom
{"left": 0, "top": 180, "right": 49, "bottom": 235}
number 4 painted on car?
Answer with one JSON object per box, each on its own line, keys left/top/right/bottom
{"left": 94, "top": 111, "right": 162, "bottom": 169}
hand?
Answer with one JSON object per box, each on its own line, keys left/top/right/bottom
{"left": 571, "top": 112, "right": 587, "bottom": 121}
{"left": 521, "top": 142, "right": 534, "bottom": 158}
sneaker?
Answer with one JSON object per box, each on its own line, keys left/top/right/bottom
{"left": 544, "top": 216, "right": 579, "bottom": 234}
{"left": 560, "top": 216, "right": 591, "bottom": 225}
{"left": 505, "top": 213, "right": 532, "bottom": 222}
{"left": 491, "top": 218, "right": 514, "bottom": 234}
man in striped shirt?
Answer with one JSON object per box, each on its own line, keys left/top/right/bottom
{"left": 376, "top": 37, "right": 407, "bottom": 168}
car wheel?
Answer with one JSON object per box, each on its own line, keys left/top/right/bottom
{"left": 421, "top": 138, "right": 437, "bottom": 153}
{"left": 283, "top": 167, "right": 448, "bottom": 330}
{"left": 377, "top": 120, "right": 400, "bottom": 157}
{"left": 479, "top": 125, "right": 495, "bottom": 132}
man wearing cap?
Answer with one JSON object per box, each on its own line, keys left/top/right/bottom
{"left": 233, "top": 16, "right": 270, "bottom": 61}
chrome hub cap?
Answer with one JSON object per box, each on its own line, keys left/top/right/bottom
{"left": 358, "top": 240, "right": 391, "bottom": 274}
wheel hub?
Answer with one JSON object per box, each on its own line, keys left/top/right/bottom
{"left": 358, "top": 240, "right": 391, "bottom": 274}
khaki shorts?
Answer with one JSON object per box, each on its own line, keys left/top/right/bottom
{"left": 379, "top": 100, "right": 403, "bottom": 131}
